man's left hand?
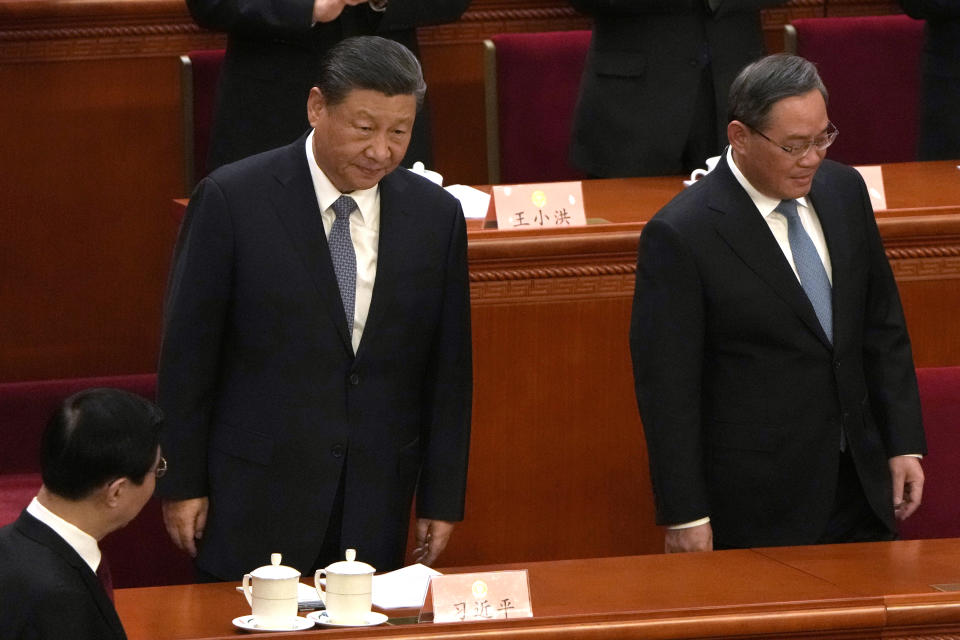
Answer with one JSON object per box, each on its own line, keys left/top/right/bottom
{"left": 889, "top": 455, "right": 924, "bottom": 521}
{"left": 413, "top": 519, "right": 455, "bottom": 566}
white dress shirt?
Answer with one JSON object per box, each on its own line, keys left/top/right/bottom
{"left": 26, "top": 496, "right": 102, "bottom": 573}
{"left": 305, "top": 131, "right": 380, "bottom": 353}
{"left": 726, "top": 146, "right": 833, "bottom": 285}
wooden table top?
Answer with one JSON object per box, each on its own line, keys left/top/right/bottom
{"left": 466, "top": 159, "right": 960, "bottom": 234}
{"left": 116, "top": 539, "right": 960, "bottom": 640}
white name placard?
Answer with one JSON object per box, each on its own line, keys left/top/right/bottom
{"left": 492, "top": 181, "right": 587, "bottom": 230}
{"left": 428, "top": 570, "right": 532, "bottom": 623}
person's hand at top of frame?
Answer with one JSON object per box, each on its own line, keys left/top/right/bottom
{"left": 313, "top": 0, "right": 370, "bottom": 23}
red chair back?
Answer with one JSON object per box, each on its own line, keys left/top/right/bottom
{"left": 899, "top": 366, "right": 960, "bottom": 540}
{"left": 0, "top": 374, "right": 157, "bottom": 474}
{"left": 487, "top": 31, "right": 591, "bottom": 184}
{"left": 182, "top": 49, "right": 226, "bottom": 191}
{"left": 791, "top": 15, "right": 924, "bottom": 165}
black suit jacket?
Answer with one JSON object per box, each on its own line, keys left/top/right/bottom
{"left": 630, "top": 155, "right": 926, "bottom": 547}
{"left": 188, "top": 0, "right": 470, "bottom": 172}
{"left": 569, "top": 0, "right": 786, "bottom": 177}
{"left": 157, "top": 135, "right": 472, "bottom": 578}
{"left": 0, "top": 511, "right": 125, "bottom": 640}
{"left": 900, "top": 0, "right": 960, "bottom": 160}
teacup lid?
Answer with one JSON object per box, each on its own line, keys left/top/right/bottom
{"left": 250, "top": 553, "right": 300, "bottom": 579}
{"left": 324, "top": 548, "right": 375, "bottom": 575}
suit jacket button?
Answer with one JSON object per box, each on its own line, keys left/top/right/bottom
{"left": 331, "top": 444, "right": 345, "bottom": 458}
{"left": 349, "top": 373, "right": 360, "bottom": 385}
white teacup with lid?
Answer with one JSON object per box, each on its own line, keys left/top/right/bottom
{"left": 241, "top": 553, "right": 300, "bottom": 628}
{"left": 315, "top": 548, "right": 375, "bottom": 625}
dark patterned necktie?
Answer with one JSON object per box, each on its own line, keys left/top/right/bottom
{"left": 96, "top": 554, "right": 114, "bottom": 602}
{"left": 776, "top": 199, "right": 833, "bottom": 344}
{"left": 329, "top": 195, "right": 358, "bottom": 336}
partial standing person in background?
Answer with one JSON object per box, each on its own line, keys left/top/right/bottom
{"left": 900, "top": 0, "right": 960, "bottom": 160}
{"left": 158, "top": 36, "right": 472, "bottom": 581}
{"left": 188, "top": 0, "right": 471, "bottom": 173}
{"left": 631, "top": 54, "right": 926, "bottom": 553}
{"left": 569, "top": 0, "right": 788, "bottom": 177}
{"left": 0, "top": 388, "right": 164, "bottom": 640}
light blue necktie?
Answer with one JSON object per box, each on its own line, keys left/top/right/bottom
{"left": 776, "top": 199, "right": 833, "bottom": 344}
{"left": 329, "top": 195, "right": 357, "bottom": 336}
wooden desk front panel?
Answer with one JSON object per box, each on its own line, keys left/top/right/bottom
{"left": 115, "top": 541, "right": 960, "bottom": 640}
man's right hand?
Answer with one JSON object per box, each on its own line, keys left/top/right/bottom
{"left": 162, "top": 497, "right": 209, "bottom": 557}
{"left": 313, "top": 0, "right": 369, "bottom": 23}
{"left": 664, "top": 522, "right": 713, "bottom": 553}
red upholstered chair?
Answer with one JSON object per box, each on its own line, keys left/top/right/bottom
{"left": 784, "top": 15, "right": 925, "bottom": 165}
{"left": 483, "top": 30, "right": 591, "bottom": 184}
{"left": 180, "top": 49, "right": 226, "bottom": 194}
{"left": 899, "top": 366, "right": 960, "bottom": 540}
{"left": 0, "top": 374, "right": 194, "bottom": 586}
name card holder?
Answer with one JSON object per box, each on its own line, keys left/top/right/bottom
{"left": 486, "top": 181, "right": 587, "bottom": 230}
{"left": 853, "top": 165, "right": 887, "bottom": 211}
{"left": 419, "top": 570, "right": 532, "bottom": 623}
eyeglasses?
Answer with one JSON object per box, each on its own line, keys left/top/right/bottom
{"left": 746, "top": 121, "right": 839, "bottom": 157}
{"left": 156, "top": 456, "right": 167, "bottom": 479}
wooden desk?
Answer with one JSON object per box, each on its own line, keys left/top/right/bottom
{"left": 116, "top": 539, "right": 960, "bottom": 639}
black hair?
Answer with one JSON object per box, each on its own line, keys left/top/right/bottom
{"left": 41, "top": 388, "right": 163, "bottom": 500}
{"left": 315, "top": 35, "right": 427, "bottom": 110}
{"left": 728, "top": 54, "right": 829, "bottom": 130}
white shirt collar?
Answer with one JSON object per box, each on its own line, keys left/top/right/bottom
{"left": 305, "top": 130, "right": 379, "bottom": 224}
{"left": 27, "top": 496, "right": 101, "bottom": 573}
{"left": 726, "top": 146, "right": 811, "bottom": 219}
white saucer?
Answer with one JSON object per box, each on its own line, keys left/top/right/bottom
{"left": 306, "top": 610, "right": 389, "bottom": 627}
{"left": 232, "top": 615, "right": 314, "bottom": 632}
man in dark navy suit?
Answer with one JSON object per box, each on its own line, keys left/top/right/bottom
{"left": 158, "top": 36, "right": 472, "bottom": 580}
{"left": 0, "top": 388, "right": 164, "bottom": 640}
{"left": 631, "top": 55, "right": 926, "bottom": 553}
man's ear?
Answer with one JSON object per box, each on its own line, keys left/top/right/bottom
{"left": 103, "top": 478, "right": 126, "bottom": 508}
{"left": 307, "top": 87, "right": 326, "bottom": 128}
{"left": 727, "top": 120, "right": 749, "bottom": 154}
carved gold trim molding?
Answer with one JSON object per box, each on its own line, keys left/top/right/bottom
{"left": 465, "top": 246, "right": 959, "bottom": 304}
{"left": 0, "top": 21, "right": 224, "bottom": 62}
{"left": 470, "top": 272, "right": 635, "bottom": 304}
{"left": 471, "top": 263, "right": 635, "bottom": 282}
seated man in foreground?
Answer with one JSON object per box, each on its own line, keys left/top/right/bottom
{"left": 0, "top": 388, "right": 165, "bottom": 640}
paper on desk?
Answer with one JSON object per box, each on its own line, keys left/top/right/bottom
{"left": 445, "top": 184, "right": 491, "bottom": 219}
{"left": 372, "top": 563, "right": 442, "bottom": 609}
{"left": 297, "top": 582, "right": 321, "bottom": 604}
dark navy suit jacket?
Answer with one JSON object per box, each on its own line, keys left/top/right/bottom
{"left": 630, "top": 155, "right": 926, "bottom": 547}
{"left": 157, "top": 135, "right": 472, "bottom": 579}
{"left": 0, "top": 511, "right": 125, "bottom": 640}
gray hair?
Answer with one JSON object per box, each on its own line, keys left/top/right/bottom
{"left": 728, "top": 54, "right": 828, "bottom": 130}
{"left": 314, "top": 36, "right": 427, "bottom": 110}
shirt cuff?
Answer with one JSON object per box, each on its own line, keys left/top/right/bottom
{"left": 668, "top": 517, "right": 711, "bottom": 530}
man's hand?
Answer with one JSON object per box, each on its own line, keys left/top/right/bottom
{"left": 313, "top": 0, "right": 368, "bottom": 23}
{"left": 413, "top": 519, "right": 455, "bottom": 566}
{"left": 162, "top": 497, "right": 209, "bottom": 557}
{"left": 664, "top": 522, "right": 713, "bottom": 553}
{"left": 889, "top": 455, "right": 924, "bottom": 521}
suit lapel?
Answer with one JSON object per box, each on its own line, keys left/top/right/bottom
{"left": 16, "top": 512, "right": 126, "bottom": 639}
{"left": 707, "top": 157, "right": 832, "bottom": 348}
{"left": 355, "top": 170, "right": 410, "bottom": 360}
{"left": 270, "top": 137, "right": 354, "bottom": 355}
